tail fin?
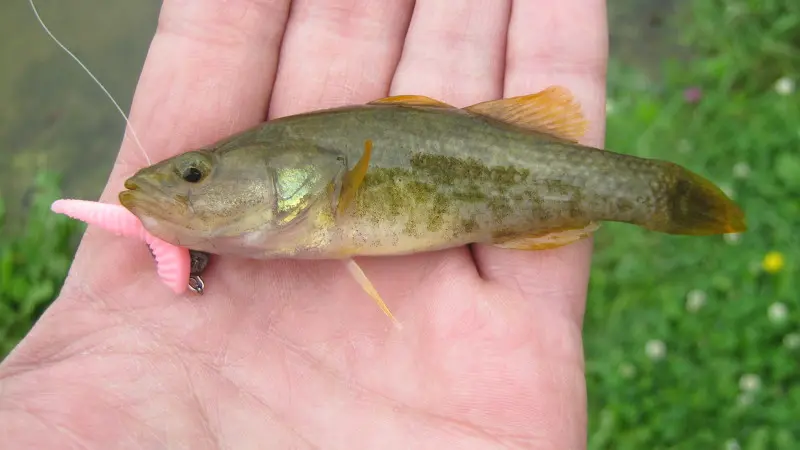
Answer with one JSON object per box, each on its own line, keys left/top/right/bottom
{"left": 656, "top": 164, "right": 747, "bottom": 235}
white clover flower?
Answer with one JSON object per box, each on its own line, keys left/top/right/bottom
{"left": 739, "top": 373, "right": 761, "bottom": 392}
{"left": 724, "top": 233, "right": 742, "bottom": 245}
{"left": 732, "top": 162, "right": 751, "bottom": 179}
{"left": 768, "top": 302, "right": 788, "bottom": 323}
{"left": 774, "top": 77, "right": 796, "bottom": 96}
{"left": 618, "top": 362, "right": 636, "bottom": 379}
{"left": 783, "top": 333, "right": 800, "bottom": 350}
{"left": 725, "top": 2, "right": 746, "bottom": 18}
{"left": 737, "top": 391, "right": 754, "bottom": 406}
{"left": 677, "top": 139, "right": 692, "bottom": 154}
{"left": 725, "top": 439, "right": 742, "bottom": 450}
{"left": 685, "top": 289, "right": 707, "bottom": 312}
{"left": 645, "top": 339, "right": 667, "bottom": 360}
{"left": 720, "top": 184, "right": 735, "bottom": 199}
{"left": 605, "top": 99, "right": 616, "bottom": 115}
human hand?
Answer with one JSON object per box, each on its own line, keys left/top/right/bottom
{"left": 0, "top": 1, "right": 608, "bottom": 448}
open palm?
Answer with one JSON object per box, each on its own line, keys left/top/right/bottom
{"left": 1, "top": 1, "right": 608, "bottom": 448}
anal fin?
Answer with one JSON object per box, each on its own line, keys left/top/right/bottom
{"left": 345, "top": 259, "right": 402, "bottom": 329}
{"left": 493, "top": 222, "right": 600, "bottom": 250}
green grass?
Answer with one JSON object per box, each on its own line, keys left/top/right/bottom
{"left": 0, "top": 172, "right": 81, "bottom": 357}
{"left": 1, "top": 0, "right": 799, "bottom": 447}
{"left": 585, "top": 0, "right": 800, "bottom": 448}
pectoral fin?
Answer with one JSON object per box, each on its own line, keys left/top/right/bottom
{"left": 464, "top": 86, "right": 588, "bottom": 143}
{"left": 336, "top": 140, "right": 373, "bottom": 216}
{"left": 345, "top": 259, "right": 402, "bottom": 329}
{"left": 493, "top": 222, "right": 600, "bottom": 250}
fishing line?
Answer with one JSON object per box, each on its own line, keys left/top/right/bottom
{"left": 30, "top": 0, "right": 206, "bottom": 294}
{"left": 28, "top": 0, "right": 152, "bottom": 165}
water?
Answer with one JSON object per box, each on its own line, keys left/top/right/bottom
{"left": 0, "top": 0, "right": 685, "bottom": 223}
{"left": 0, "top": 0, "right": 159, "bottom": 223}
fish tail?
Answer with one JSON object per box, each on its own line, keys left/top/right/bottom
{"left": 649, "top": 163, "right": 746, "bottom": 235}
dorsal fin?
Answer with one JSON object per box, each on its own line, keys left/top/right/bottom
{"left": 368, "top": 95, "right": 455, "bottom": 108}
{"left": 464, "top": 86, "right": 588, "bottom": 143}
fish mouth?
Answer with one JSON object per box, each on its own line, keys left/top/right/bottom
{"left": 124, "top": 178, "right": 139, "bottom": 190}
{"left": 118, "top": 176, "right": 171, "bottom": 216}
{"left": 118, "top": 189, "right": 139, "bottom": 210}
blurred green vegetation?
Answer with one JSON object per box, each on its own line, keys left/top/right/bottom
{"left": 0, "top": 173, "right": 81, "bottom": 357}
{"left": 0, "top": 0, "right": 798, "bottom": 448}
{"left": 586, "top": 0, "right": 800, "bottom": 448}
{"left": 0, "top": 0, "right": 157, "bottom": 226}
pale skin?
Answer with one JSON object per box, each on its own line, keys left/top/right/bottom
{"left": 0, "top": 0, "right": 608, "bottom": 448}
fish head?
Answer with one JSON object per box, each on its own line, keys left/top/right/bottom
{"left": 119, "top": 144, "right": 347, "bottom": 251}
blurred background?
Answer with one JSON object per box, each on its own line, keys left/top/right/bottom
{"left": 0, "top": 0, "right": 798, "bottom": 448}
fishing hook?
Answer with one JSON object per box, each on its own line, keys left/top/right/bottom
{"left": 147, "top": 246, "right": 211, "bottom": 294}
{"left": 188, "top": 250, "right": 211, "bottom": 295}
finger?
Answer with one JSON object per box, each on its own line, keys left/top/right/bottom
{"left": 472, "top": 0, "right": 609, "bottom": 322}
{"left": 71, "top": 0, "right": 291, "bottom": 293}
{"left": 268, "top": 0, "right": 415, "bottom": 118}
{"left": 385, "top": 0, "right": 511, "bottom": 292}
{"left": 505, "top": 0, "right": 608, "bottom": 147}
{"left": 101, "top": 0, "right": 292, "bottom": 197}
{"left": 241, "top": 0, "right": 414, "bottom": 322}
{"left": 389, "top": 0, "right": 511, "bottom": 104}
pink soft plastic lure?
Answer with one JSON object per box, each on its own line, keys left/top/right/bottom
{"left": 51, "top": 199, "right": 190, "bottom": 294}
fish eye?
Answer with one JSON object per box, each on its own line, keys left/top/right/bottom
{"left": 182, "top": 166, "right": 204, "bottom": 183}
{"left": 174, "top": 151, "right": 212, "bottom": 183}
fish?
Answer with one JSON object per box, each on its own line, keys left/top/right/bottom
{"left": 118, "top": 86, "right": 746, "bottom": 324}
